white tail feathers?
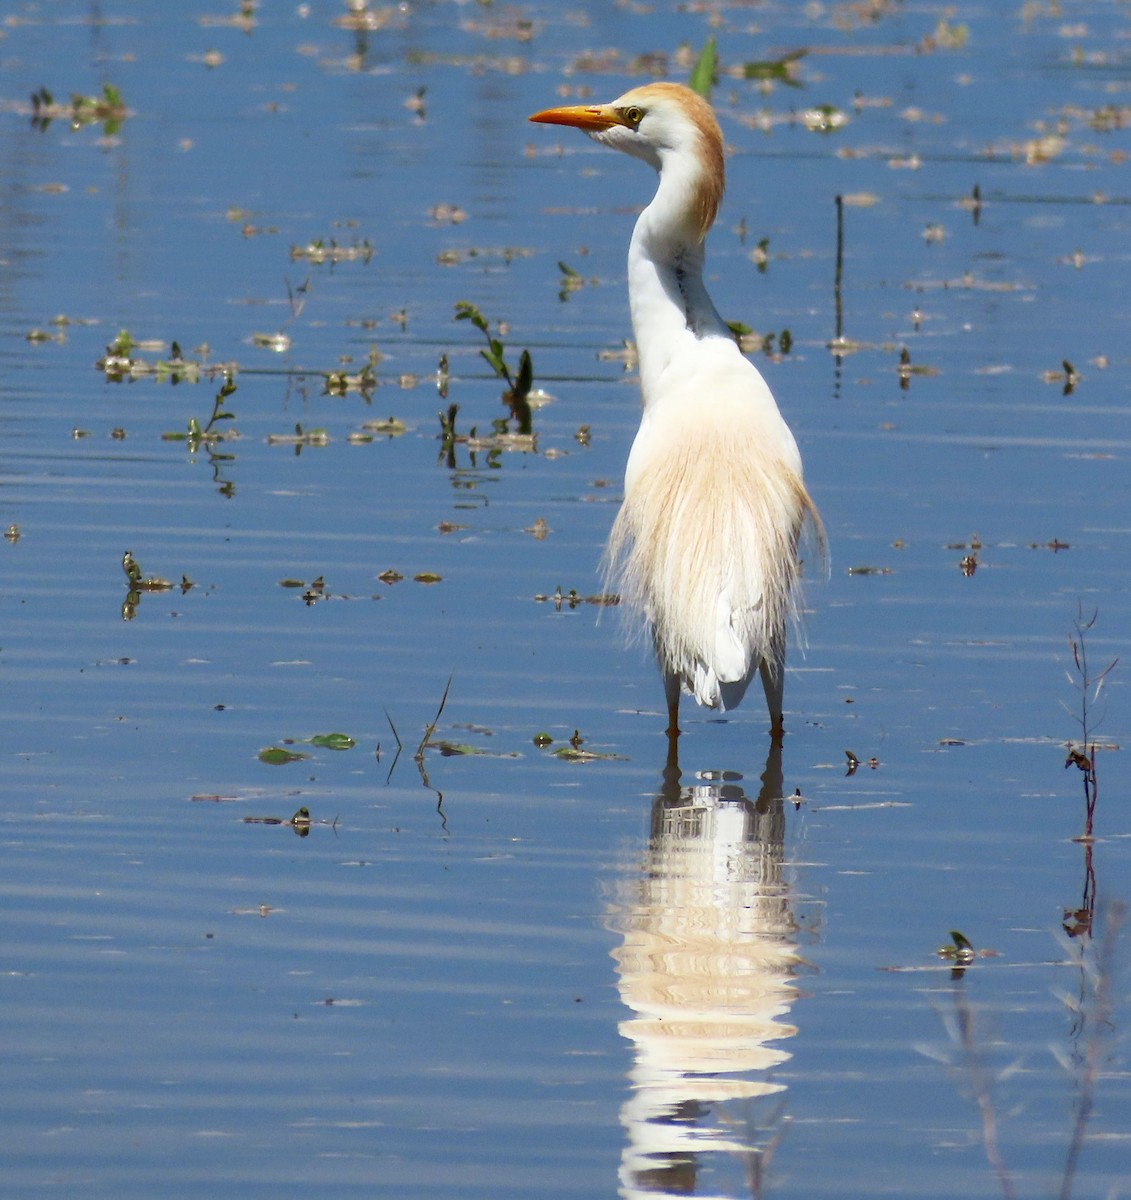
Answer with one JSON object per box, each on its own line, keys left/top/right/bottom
{"left": 605, "top": 423, "right": 822, "bottom": 712}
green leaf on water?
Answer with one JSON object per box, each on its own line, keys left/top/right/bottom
{"left": 550, "top": 746, "right": 627, "bottom": 762}
{"left": 258, "top": 746, "right": 309, "bottom": 765}
{"left": 431, "top": 740, "right": 521, "bottom": 759}
{"left": 743, "top": 49, "right": 807, "bottom": 85}
{"left": 309, "top": 733, "right": 355, "bottom": 750}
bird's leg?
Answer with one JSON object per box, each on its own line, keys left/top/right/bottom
{"left": 757, "top": 737, "right": 784, "bottom": 805}
{"left": 664, "top": 722, "right": 680, "bottom": 774}
{"left": 759, "top": 653, "right": 785, "bottom": 745}
{"left": 663, "top": 669, "right": 681, "bottom": 741}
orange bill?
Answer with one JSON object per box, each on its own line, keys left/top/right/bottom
{"left": 528, "top": 103, "right": 624, "bottom": 131}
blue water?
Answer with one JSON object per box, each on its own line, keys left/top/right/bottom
{"left": 2, "top": 2, "right": 1130, "bottom": 1197}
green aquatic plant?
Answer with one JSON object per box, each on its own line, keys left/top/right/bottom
{"left": 290, "top": 238, "right": 373, "bottom": 265}
{"left": 557, "top": 260, "right": 585, "bottom": 301}
{"left": 936, "top": 930, "right": 977, "bottom": 967}
{"left": 453, "top": 301, "right": 533, "bottom": 432}
{"left": 324, "top": 359, "right": 377, "bottom": 397}
{"left": 265, "top": 423, "right": 330, "bottom": 448}
{"left": 308, "top": 733, "right": 355, "bottom": 750}
{"left": 162, "top": 375, "right": 238, "bottom": 445}
{"left": 532, "top": 585, "right": 619, "bottom": 610}
{"left": 30, "top": 83, "right": 128, "bottom": 135}
{"left": 687, "top": 37, "right": 716, "bottom": 97}
{"left": 98, "top": 331, "right": 233, "bottom": 384}
{"left": 742, "top": 48, "right": 807, "bottom": 86}
{"left": 120, "top": 550, "right": 190, "bottom": 621}
{"left": 435, "top": 401, "right": 536, "bottom": 470}
{"left": 242, "top": 806, "right": 338, "bottom": 838}
{"left": 686, "top": 35, "right": 805, "bottom": 96}
{"left": 257, "top": 746, "right": 309, "bottom": 765}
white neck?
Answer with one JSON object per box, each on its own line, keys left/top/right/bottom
{"left": 627, "top": 160, "right": 731, "bottom": 404}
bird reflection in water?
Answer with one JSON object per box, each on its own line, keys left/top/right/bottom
{"left": 608, "top": 743, "right": 803, "bottom": 1198}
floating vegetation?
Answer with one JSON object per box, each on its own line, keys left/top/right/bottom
{"left": 737, "top": 48, "right": 807, "bottom": 87}
{"left": 307, "top": 732, "right": 356, "bottom": 750}
{"left": 523, "top": 517, "right": 550, "bottom": 540}
{"left": 533, "top": 586, "right": 619, "bottom": 610}
{"left": 265, "top": 423, "right": 330, "bottom": 447}
{"left": 1042, "top": 359, "right": 1081, "bottom": 395}
{"left": 26, "top": 323, "right": 66, "bottom": 345}
{"left": 897, "top": 346, "right": 938, "bottom": 389}
{"left": 549, "top": 744, "right": 627, "bottom": 763}
{"left": 360, "top": 416, "right": 408, "bottom": 438}
{"left": 437, "top": 403, "right": 536, "bottom": 465}
{"left": 428, "top": 202, "right": 467, "bottom": 224}
{"left": 557, "top": 260, "right": 595, "bottom": 301}
{"left": 596, "top": 341, "right": 638, "bottom": 368}
{"left": 242, "top": 806, "right": 337, "bottom": 838}
{"left": 290, "top": 238, "right": 374, "bottom": 265}
{"left": 324, "top": 360, "right": 377, "bottom": 397}
{"left": 97, "top": 331, "right": 234, "bottom": 384}
{"left": 29, "top": 83, "right": 128, "bottom": 135}
{"left": 431, "top": 741, "right": 521, "bottom": 759}
{"left": 121, "top": 550, "right": 174, "bottom": 592}
{"left": 199, "top": 1, "right": 257, "bottom": 33}
{"left": 936, "top": 930, "right": 977, "bottom": 966}
{"left": 730, "top": 324, "right": 793, "bottom": 357}
{"left": 437, "top": 245, "right": 533, "bottom": 268}
{"left": 398, "top": 86, "right": 427, "bottom": 122}
{"left": 332, "top": 3, "right": 403, "bottom": 33}
{"left": 843, "top": 750, "right": 880, "bottom": 776}
{"left": 257, "top": 746, "right": 309, "bottom": 765}
{"left": 908, "top": 272, "right": 1032, "bottom": 295}
{"left": 120, "top": 551, "right": 191, "bottom": 621}
{"left": 249, "top": 331, "right": 292, "bottom": 352}
{"left": 801, "top": 105, "right": 848, "bottom": 133}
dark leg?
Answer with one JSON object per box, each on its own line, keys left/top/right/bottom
{"left": 663, "top": 670, "right": 681, "bottom": 741}
{"left": 759, "top": 651, "right": 785, "bottom": 745}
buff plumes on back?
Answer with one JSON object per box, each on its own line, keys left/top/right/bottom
{"left": 605, "top": 424, "right": 821, "bottom": 708}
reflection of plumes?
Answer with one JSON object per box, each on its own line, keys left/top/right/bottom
{"left": 609, "top": 746, "right": 800, "bottom": 1197}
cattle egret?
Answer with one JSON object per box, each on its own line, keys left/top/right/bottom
{"left": 530, "top": 83, "right": 821, "bottom": 743}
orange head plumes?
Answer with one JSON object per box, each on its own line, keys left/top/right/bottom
{"left": 530, "top": 83, "right": 724, "bottom": 243}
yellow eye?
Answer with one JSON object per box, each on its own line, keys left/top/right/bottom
{"left": 622, "top": 106, "right": 645, "bottom": 127}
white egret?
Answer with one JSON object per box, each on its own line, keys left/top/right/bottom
{"left": 530, "top": 83, "right": 821, "bottom": 743}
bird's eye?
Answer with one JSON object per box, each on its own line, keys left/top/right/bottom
{"left": 621, "top": 105, "right": 645, "bottom": 128}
